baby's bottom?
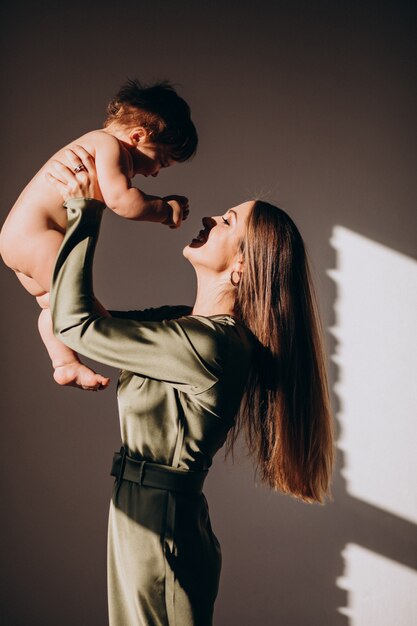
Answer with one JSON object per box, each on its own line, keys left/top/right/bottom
{"left": 4, "top": 227, "right": 65, "bottom": 296}
{"left": 5, "top": 230, "right": 109, "bottom": 390}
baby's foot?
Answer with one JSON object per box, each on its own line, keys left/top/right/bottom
{"left": 53, "top": 361, "right": 110, "bottom": 390}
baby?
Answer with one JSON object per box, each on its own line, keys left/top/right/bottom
{"left": 0, "top": 79, "right": 197, "bottom": 390}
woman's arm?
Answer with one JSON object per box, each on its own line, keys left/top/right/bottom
{"left": 47, "top": 149, "right": 224, "bottom": 395}
{"left": 50, "top": 198, "right": 222, "bottom": 394}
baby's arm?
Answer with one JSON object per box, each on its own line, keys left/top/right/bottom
{"left": 94, "top": 136, "right": 174, "bottom": 223}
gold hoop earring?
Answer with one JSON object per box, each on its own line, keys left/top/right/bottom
{"left": 230, "top": 271, "right": 241, "bottom": 286}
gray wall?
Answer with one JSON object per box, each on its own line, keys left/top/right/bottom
{"left": 0, "top": 1, "right": 416, "bottom": 624}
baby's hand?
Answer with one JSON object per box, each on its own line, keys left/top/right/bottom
{"left": 161, "top": 195, "right": 190, "bottom": 229}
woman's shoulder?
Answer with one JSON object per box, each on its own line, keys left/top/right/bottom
{"left": 177, "top": 312, "right": 256, "bottom": 359}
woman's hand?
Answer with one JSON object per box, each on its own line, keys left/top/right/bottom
{"left": 45, "top": 145, "right": 104, "bottom": 203}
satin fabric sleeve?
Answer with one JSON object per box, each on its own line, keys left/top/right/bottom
{"left": 108, "top": 304, "right": 192, "bottom": 322}
{"left": 50, "top": 198, "right": 225, "bottom": 395}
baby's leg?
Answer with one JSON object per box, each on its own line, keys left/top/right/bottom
{"left": 37, "top": 295, "right": 110, "bottom": 390}
{"left": 7, "top": 228, "right": 109, "bottom": 389}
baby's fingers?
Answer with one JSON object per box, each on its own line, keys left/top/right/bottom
{"left": 175, "top": 204, "right": 190, "bottom": 226}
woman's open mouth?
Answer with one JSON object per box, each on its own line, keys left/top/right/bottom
{"left": 191, "top": 228, "right": 209, "bottom": 244}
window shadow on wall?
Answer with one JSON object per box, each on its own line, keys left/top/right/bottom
{"left": 327, "top": 226, "right": 417, "bottom": 624}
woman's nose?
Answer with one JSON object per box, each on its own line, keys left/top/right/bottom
{"left": 202, "top": 216, "right": 216, "bottom": 229}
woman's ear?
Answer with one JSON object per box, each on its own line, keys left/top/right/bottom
{"left": 232, "top": 257, "right": 244, "bottom": 275}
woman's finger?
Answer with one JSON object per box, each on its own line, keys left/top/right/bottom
{"left": 46, "top": 166, "right": 68, "bottom": 186}
{"left": 68, "top": 145, "right": 103, "bottom": 202}
{"left": 48, "top": 161, "right": 74, "bottom": 185}
{"left": 45, "top": 172, "right": 71, "bottom": 200}
{"left": 52, "top": 161, "right": 85, "bottom": 196}
{"left": 51, "top": 160, "right": 79, "bottom": 186}
{"left": 72, "top": 145, "right": 95, "bottom": 175}
{"left": 45, "top": 150, "right": 101, "bottom": 201}
{"left": 63, "top": 149, "right": 86, "bottom": 174}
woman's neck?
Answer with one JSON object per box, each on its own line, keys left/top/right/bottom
{"left": 190, "top": 272, "right": 236, "bottom": 317}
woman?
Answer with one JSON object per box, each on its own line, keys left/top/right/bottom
{"left": 48, "top": 147, "right": 333, "bottom": 626}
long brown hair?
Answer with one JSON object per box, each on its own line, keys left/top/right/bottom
{"left": 228, "top": 201, "right": 334, "bottom": 504}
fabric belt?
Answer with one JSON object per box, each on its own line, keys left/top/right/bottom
{"left": 110, "top": 447, "right": 208, "bottom": 494}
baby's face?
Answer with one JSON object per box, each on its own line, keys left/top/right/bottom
{"left": 132, "top": 141, "right": 175, "bottom": 178}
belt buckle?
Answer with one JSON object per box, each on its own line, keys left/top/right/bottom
{"left": 118, "top": 447, "right": 147, "bottom": 487}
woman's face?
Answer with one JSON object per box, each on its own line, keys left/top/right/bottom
{"left": 183, "top": 201, "right": 254, "bottom": 273}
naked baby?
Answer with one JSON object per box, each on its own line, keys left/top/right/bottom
{"left": 0, "top": 79, "right": 197, "bottom": 390}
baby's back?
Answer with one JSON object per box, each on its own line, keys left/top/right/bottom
{"left": 0, "top": 130, "right": 123, "bottom": 272}
{"left": 3, "top": 130, "right": 112, "bottom": 233}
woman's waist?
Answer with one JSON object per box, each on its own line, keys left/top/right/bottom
{"left": 121, "top": 444, "right": 211, "bottom": 472}
{"left": 111, "top": 446, "right": 209, "bottom": 494}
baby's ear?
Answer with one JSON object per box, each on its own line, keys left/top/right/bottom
{"left": 130, "top": 126, "right": 149, "bottom": 144}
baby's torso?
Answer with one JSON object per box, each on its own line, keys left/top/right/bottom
{"left": 2, "top": 130, "right": 131, "bottom": 235}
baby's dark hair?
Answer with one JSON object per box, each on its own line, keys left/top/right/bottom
{"left": 104, "top": 79, "right": 198, "bottom": 162}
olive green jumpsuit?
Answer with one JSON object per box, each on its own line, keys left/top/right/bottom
{"left": 50, "top": 199, "right": 255, "bottom": 626}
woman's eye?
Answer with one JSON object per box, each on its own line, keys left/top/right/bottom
{"left": 221, "top": 216, "right": 230, "bottom": 225}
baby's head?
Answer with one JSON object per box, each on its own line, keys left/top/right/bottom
{"left": 104, "top": 79, "right": 198, "bottom": 177}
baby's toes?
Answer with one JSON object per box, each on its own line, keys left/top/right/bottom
{"left": 82, "top": 373, "right": 110, "bottom": 391}
{"left": 96, "top": 375, "right": 110, "bottom": 390}
{"left": 77, "top": 367, "right": 103, "bottom": 389}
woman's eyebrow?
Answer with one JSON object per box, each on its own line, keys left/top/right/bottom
{"left": 228, "top": 209, "right": 238, "bottom": 221}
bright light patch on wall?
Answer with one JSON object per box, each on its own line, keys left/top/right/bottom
{"left": 329, "top": 227, "right": 417, "bottom": 524}
{"left": 337, "top": 543, "right": 417, "bottom": 624}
